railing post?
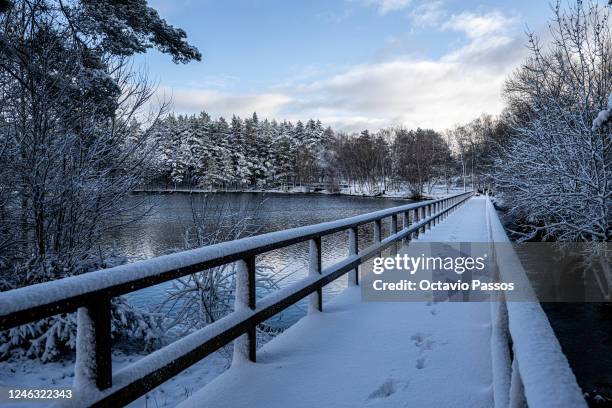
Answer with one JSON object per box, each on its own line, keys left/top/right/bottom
{"left": 233, "top": 256, "right": 257, "bottom": 364}
{"left": 413, "top": 208, "right": 420, "bottom": 239}
{"left": 434, "top": 202, "right": 439, "bottom": 225}
{"left": 74, "top": 297, "right": 112, "bottom": 391}
{"left": 419, "top": 206, "right": 426, "bottom": 234}
{"left": 390, "top": 215, "right": 398, "bottom": 256}
{"left": 402, "top": 211, "right": 410, "bottom": 245}
{"left": 426, "top": 204, "right": 432, "bottom": 231}
{"left": 431, "top": 202, "right": 436, "bottom": 226}
{"left": 374, "top": 219, "right": 382, "bottom": 257}
{"left": 348, "top": 227, "right": 359, "bottom": 286}
{"left": 309, "top": 237, "right": 323, "bottom": 312}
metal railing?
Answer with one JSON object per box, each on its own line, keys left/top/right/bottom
{"left": 0, "top": 191, "right": 473, "bottom": 407}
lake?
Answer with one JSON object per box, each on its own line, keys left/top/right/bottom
{"left": 106, "top": 192, "right": 411, "bottom": 325}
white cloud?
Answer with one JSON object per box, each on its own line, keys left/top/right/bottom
{"left": 165, "top": 9, "right": 526, "bottom": 132}
{"left": 362, "top": 0, "right": 412, "bottom": 15}
{"left": 410, "top": 1, "right": 446, "bottom": 26}
{"left": 286, "top": 58, "right": 511, "bottom": 132}
{"left": 168, "top": 89, "right": 292, "bottom": 119}
{"left": 442, "top": 11, "right": 516, "bottom": 38}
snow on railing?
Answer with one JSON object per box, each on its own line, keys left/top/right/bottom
{"left": 0, "top": 192, "right": 474, "bottom": 408}
{"left": 485, "top": 197, "right": 587, "bottom": 408}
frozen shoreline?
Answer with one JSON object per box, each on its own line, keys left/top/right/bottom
{"left": 132, "top": 185, "right": 469, "bottom": 201}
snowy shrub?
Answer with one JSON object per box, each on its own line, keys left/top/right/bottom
{"left": 0, "top": 254, "right": 164, "bottom": 362}
{"left": 0, "top": 297, "right": 164, "bottom": 362}
{"left": 493, "top": 0, "right": 611, "bottom": 243}
{"left": 157, "top": 194, "right": 282, "bottom": 355}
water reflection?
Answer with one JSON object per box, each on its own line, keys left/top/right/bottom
{"left": 105, "top": 192, "right": 410, "bottom": 326}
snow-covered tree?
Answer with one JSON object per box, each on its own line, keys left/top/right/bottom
{"left": 0, "top": 0, "right": 200, "bottom": 360}
{"left": 493, "top": 0, "right": 611, "bottom": 243}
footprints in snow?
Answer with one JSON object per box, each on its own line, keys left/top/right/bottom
{"left": 415, "top": 357, "right": 427, "bottom": 370}
{"left": 410, "top": 300, "right": 441, "bottom": 370}
{"left": 411, "top": 332, "right": 435, "bottom": 370}
{"left": 367, "top": 378, "right": 409, "bottom": 400}
{"left": 411, "top": 333, "right": 435, "bottom": 352}
{"left": 368, "top": 299, "right": 446, "bottom": 403}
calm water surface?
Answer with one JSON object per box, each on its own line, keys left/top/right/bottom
{"left": 106, "top": 192, "right": 410, "bottom": 325}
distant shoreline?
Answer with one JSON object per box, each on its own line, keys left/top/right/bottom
{"left": 130, "top": 187, "right": 465, "bottom": 201}
{"left": 131, "top": 188, "right": 415, "bottom": 200}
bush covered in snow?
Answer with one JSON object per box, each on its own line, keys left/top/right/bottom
{"left": 0, "top": 254, "right": 165, "bottom": 362}
{"left": 492, "top": 1, "right": 611, "bottom": 243}
{"left": 157, "top": 195, "right": 282, "bottom": 356}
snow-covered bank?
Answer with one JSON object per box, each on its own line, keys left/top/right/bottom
{"left": 0, "top": 349, "right": 229, "bottom": 408}
{"left": 132, "top": 185, "right": 468, "bottom": 201}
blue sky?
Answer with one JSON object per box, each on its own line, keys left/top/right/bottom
{"left": 142, "top": 0, "right": 557, "bottom": 131}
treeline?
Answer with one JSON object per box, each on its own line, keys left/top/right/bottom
{"left": 150, "top": 113, "right": 334, "bottom": 190}
{"left": 148, "top": 113, "right": 474, "bottom": 197}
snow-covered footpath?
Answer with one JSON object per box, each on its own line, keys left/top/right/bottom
{"left": 178, "top": 197, "right": 497, "bottom": 408}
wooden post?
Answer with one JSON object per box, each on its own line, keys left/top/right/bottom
{"left": 390, "top": 215, "right": 398, "bottom": 256}
{"left": 426, "top": 204, "right": 432, "bottom": 231}
{"left": 433, "top": 202, "right": 438, "bottom": 225}
{"left": 402, "top": 211, "right": 410, "bottom": 245}
{"left": 309, "top": 237, "right": 323, "bottom": 312}
{"left": 233, "top": 256, "right": 257, "bottom": 364}
{"left": 431, "top": 203, "right": 436, "bottom": 226}
{"left": 348, "top": 227, "right": 359, "bottom": 286}
{"left": 420, "top": 206, "right": 426, "bottom": 234}
{"left": 247, "top": 257, "right": 256, "bottom": 362}
{"left": 413, "top": 208, "right": 420, "bottom": 239}
{"left": 374, "top": 219, "right": 382, "bottom": 257}
{"left": 75, "top": 297, "right": 112, "bottom": 391}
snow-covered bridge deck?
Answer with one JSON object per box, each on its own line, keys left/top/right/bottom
{"left": 179, "top": 196, "right": 585, "bottom": 408}
{"left": 179, "top": 197, "right": 495, "bottom": 408}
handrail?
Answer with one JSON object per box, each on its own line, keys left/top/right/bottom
{"left": 0, "top": 191, "right": 474, "bottom": 408}
{"left": 485, "top": 197, "right": 586, "bottom": 408}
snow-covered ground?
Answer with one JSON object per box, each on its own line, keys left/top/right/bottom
{"left": 178, "top": 197, "right": 496, "bottom": 408}
{"left": 0, "top": 349, "right": 229, "bottom": 408}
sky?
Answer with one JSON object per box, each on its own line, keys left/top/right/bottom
{"left": 141, "top": 0, "right": 556, "bottom": 132}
